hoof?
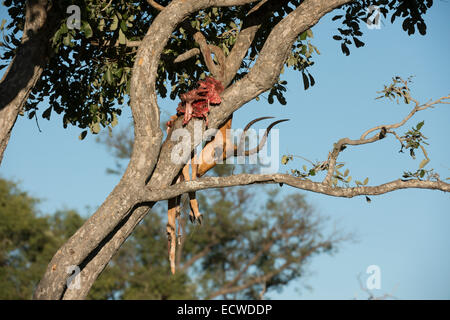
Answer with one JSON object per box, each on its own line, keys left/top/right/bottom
{"left": 189, "top": 213, "right": 196, "bottom": 224}
{"left": 197, "top": 214, "right": 203, "bottom": 225}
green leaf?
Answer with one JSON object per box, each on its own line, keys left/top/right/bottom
{"left": 300, "top": 31, "right": 307, "bottom": 40}
{"left": 302, "top": 72, "right": 309, "bottom": 90}
{"left": 281, "top": 155, "right": 289, "bottom": 165}
{"left": 28, "top": 111, "right": 35, "bottom": 119}
{"left": 81, "top": 21, "right": 93, "bottom": 38}
{"left": 120, "top": 20, "right": 128, "bottom": 32}
{"left": 416, "top": 121, "right": 424, "bottom": 130}
{"left": 308, "top": 74, "right": 315, "bottom": 87}
{"left": 341, "top": 43, "right": 350, "bottom": 56}
{"left": 98, "top": 19, "right": 105, "bottom": 32}
{"left": 63, "top": 34, "right": 71, "bottom": 46}
{"left": 419, "top": 170, "right": 425, "bottom": 178}
{"left": 60, "top": 22, "right": 68, "bottom": 34}
{"left": 344, "top": 169, "right": 349, "bottom": 177}
{"left": 42, "top": 107, "right": 52, "bottom": 120}
{"left": 79, "top": 130, "right": 87, "bottom": 140}
{"left": 110, "top": 15, "right": 119, "bottom": 31}
{"left": 105, "top": 68, "right": 113, "bottom": 85}
{"left": 353, "top": 37, "right": 365, "bottom": 48}
{"left": 302, "top": 165, "right": 307, "bottom": 172}
{"left": 363, "top": 177, "right": 369, "bottom": 185}
{"left": 118, "top": 29, "right": 126, "bottom": 45}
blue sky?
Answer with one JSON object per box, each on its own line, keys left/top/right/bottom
{"left": 1, "top": 2, "right": 449, "bottom": 299}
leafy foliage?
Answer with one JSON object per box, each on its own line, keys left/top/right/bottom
{"left": 0, "top": 1, "right": 433, "bottom": 139}
{"left": 0, "top": 178, "right": 84, "bottom": 299}
{"left": 331, "top": 0, "right": 433, "bottom": 56}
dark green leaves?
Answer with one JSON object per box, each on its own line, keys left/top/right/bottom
{"left": 79, "top": 130, "right": 87, "bottom": 140}
{"left": 42, "top": 106, "right": 52, "bottom": 120}
{"left": 302, "top": 72, "right": 309, "bottom": 90}
{"left": 331, "top": 1, "right": 431, "bottom": 56}
{"left": 400, "top": 121, "right": 428, "bottom": 159}
{"left": 81, "top": 21, "right": 93, "bottom": 38}
{"left": 268, "top": 80, "right": 288, "bottom": 105}
{"left": 341, "top": 43, "right": 350, "bottom": 56}
{"left": 375, "top": 76, "right": 414, "bottom": 104}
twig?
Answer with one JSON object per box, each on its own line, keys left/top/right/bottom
{"left": 147, "top": 0, "right": 165, "bottom": 11}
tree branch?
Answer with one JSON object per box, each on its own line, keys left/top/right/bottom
{"left": 360, "top": 95, "right": 449, "bottom": 140}
{"left": 323, "top": 93, "right": 449, "bottom": 185}
{"left": 206, "top": 242, "right": 328, "bottom": 299}
{"left": 0, "top": 0, "right": 60, "bottom": 165}
{"left": 147, "top": 0, "right": 165, "bottom": 11}
{"left": 179, "top": 239, "right": 220, "bottom": 272}
{"left": 141, "top": 174, "right": 450, "bottom": 203}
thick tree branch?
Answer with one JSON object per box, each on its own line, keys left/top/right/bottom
{"left": 222, "top": 0, "right": 291, "bottom": 86}
{"left": 141, "top": 174, "right": 450, "bottom": 202}
{"left": 0, "top": 0, "right": 60, "bottom": 165}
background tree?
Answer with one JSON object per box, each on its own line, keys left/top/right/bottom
{"left": 0, "top": 174, "right": 347, "bottom": 299}
{"left": 0, "top": 0, "right": 447, "bottom": 299}
{"left": 0, "top": 178, "right": 84, "bottom": 299}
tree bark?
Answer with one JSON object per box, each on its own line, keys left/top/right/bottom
{"left": 0, "top": 0, "right": 59, "bottom": 165}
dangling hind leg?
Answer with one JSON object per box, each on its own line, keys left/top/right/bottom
{"left": 167, "top": 196, "right": 180, "bottom": 274}
{"left": 182, "top": 159, "right": 203, "bottom": 224}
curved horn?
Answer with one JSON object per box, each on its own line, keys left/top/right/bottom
{"left": 235, "top": 118, "right": 290, "bottom": 156}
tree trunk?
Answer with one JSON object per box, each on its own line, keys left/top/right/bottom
{"left": 0, "top": 0, "right": 59, "bottom": 165}
{"left": 33, "top": 0, "right": 353, "bottom": 299}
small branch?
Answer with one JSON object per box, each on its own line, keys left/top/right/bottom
{"left": 323, "top": 94, "right": 449, "bottom": 185}
{"left": 323, "top": 134, "right": 379, "bottom": 185}
{"left": 173, "top": 48, "right": 201, "bottom": 63}
{"left": 247, "top": 0, "right": 268, "bottom": 16}
{"left": 193, "top": 32, "right": 226, "bottom": 81}
{"left": 206, "top": 242, "right": 327, "bottom": 299}
{"left": 147, "top": 0, "right": 165, "bottom": 11}
{"left": 361, "top": 95, "right": 449, "bottom": 140}
{"left": 179, "top": 239, "right": 219, "bottom": 272}
{"left": 101, "top": 0, "right": 114, "bottom": 11}
{"left": 90, "top": 39, "right": 142, "bottom": 48}
{"left": 223, "top": 226, "right": 277, "bottom": 289}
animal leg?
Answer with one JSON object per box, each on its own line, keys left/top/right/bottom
{"left": 182, "top": 158, "right": 203, "bottom": 224}
{"left": 167, "top": 196, "right": 180, "bottom": 274}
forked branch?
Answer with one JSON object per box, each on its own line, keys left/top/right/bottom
{"left": 323, "top": 90, "right": 449, "bottom": 186}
